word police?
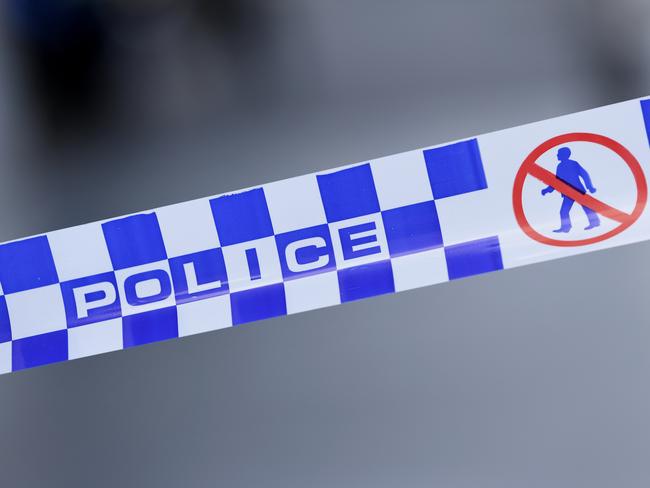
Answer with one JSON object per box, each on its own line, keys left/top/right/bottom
{"left": 62, "top": 214, "right": 389, "bottom": 325}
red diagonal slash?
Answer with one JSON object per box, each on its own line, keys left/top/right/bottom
{"left": 528, "top": 163, "right": 630, "bottom": 224}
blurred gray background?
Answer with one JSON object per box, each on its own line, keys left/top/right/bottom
{"left": 1, "top": 1, "right": 649, "bottom": 487}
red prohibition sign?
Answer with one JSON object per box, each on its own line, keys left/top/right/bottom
{"left": 512, "top": 132, "right": 647, "bottom": 247}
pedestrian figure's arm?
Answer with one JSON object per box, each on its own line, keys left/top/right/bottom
{"left": 578, "top": 165, "right": 596, "bottom": 193}
{"left": 541, "top": 185, "right": 554, "bottom": 196}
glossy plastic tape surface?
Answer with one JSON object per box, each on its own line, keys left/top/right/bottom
{"left": 1, "top": 97, "right": 650, "bottom": 375}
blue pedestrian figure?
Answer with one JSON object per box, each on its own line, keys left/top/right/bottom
{"left": 541, "top": 147, "right": 600, "bottom": 233}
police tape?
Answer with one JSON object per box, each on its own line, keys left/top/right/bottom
{"left": 0, "top": 97, "right": 649, "bottom": 375}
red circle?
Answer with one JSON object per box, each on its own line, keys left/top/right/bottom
{"left": 512, "top": 132, "right": 647, "bottom": 247}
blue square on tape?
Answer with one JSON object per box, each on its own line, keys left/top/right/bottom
{"left": 102, "top": 213, "right": 167, "bottom": 270}
{"left": 424, "top": 139, "right": 487, "bottom": 199}
{"left": 12, "top": 330, "right": 68, "bottom": 371}
{"left": 170, "top": 249, "right": 229, "bottom": 304}
{"left": 317, "top": 164, "right": 380, "bottom": 222}
{"left": 0, "top": 236, "right": 58, "bottom": 294}
{"left": 275, "top": 224, "right": 335, "bottom": 280}
{"left": 640, "top": 99, "right": 650, "bottom": 146}
{"left": 382, "top": 201, "right": 442, "bottom": 256}
{"left": 122, "top": 306, "right": 178, "bottom": 348}
{"left": 61, "top": 272, "right": 121, "bottom": 328}
{"left": 0, "top": 297, "right": 11, "bottom": 343}
{"left": 231, "top": 283, "right": 287, "bottom": 325}
{"left": 445, "top": 236, "right": 503, "bottom": 280}
{"left": 338, "top": 260, "right": 395, "bottom": 303}
{"left": 210, "top": 188, "right": 274, "bottom": 246}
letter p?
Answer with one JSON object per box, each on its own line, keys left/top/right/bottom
{"left": 74, "top": 281, "right": 116, "bottom": 319}
{"left": 61, "top": 272, "right": 121, "bottom": 328}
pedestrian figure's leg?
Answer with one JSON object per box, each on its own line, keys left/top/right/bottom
{"left": 554, "top": 196, "right": 574, "bottom": 233}
{"left": 582, "top": 205, "right": 600, "bottom": 230}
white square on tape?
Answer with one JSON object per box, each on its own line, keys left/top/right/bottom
{"left": 49, "top": 223, "right": 114, "bottom": 282}
{"left": 371, "top": 150, "right": 433, "bottom": 210}
{"left": 5, "top": 285, "right": 67, "bottom": 340}
{"left": 391, "top": 248, "right": 448, "bottom": 292}
{"left": 265, "top": 174, "right": 327, "bottom": 234}
{"left": 68, "top": 318, "right": 123, "bottom": 360}
{"left": 285, "top": 270, "right": 340, "bottom": 314}
{"left": 156, "top": 199, "right": 220, "bottom": 257}
{"left": 434, "top": 188, "right": 496, "bottom": 246}
{"left": 177, "top": 295, "right": 232, "bottom": 337}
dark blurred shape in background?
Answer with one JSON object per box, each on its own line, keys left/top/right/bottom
{"left": 3, "top": 0, "right": 649, "bottom": 142}
{"left": 2, "top": 1, "right": 648, "bottom": 150}
{"left": 5, "top": 0, "right": 279, "bottom": 137}
{"left": 7, "top": 0, "right": 112, "bottom": 132}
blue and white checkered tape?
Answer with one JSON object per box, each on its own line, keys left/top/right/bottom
{"left": 1, "top": 97, "right": 650, "bottom": 375}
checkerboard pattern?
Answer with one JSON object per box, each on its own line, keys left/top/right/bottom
{"left": 0, "top": 138, "right": 502, "bottom": 374}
